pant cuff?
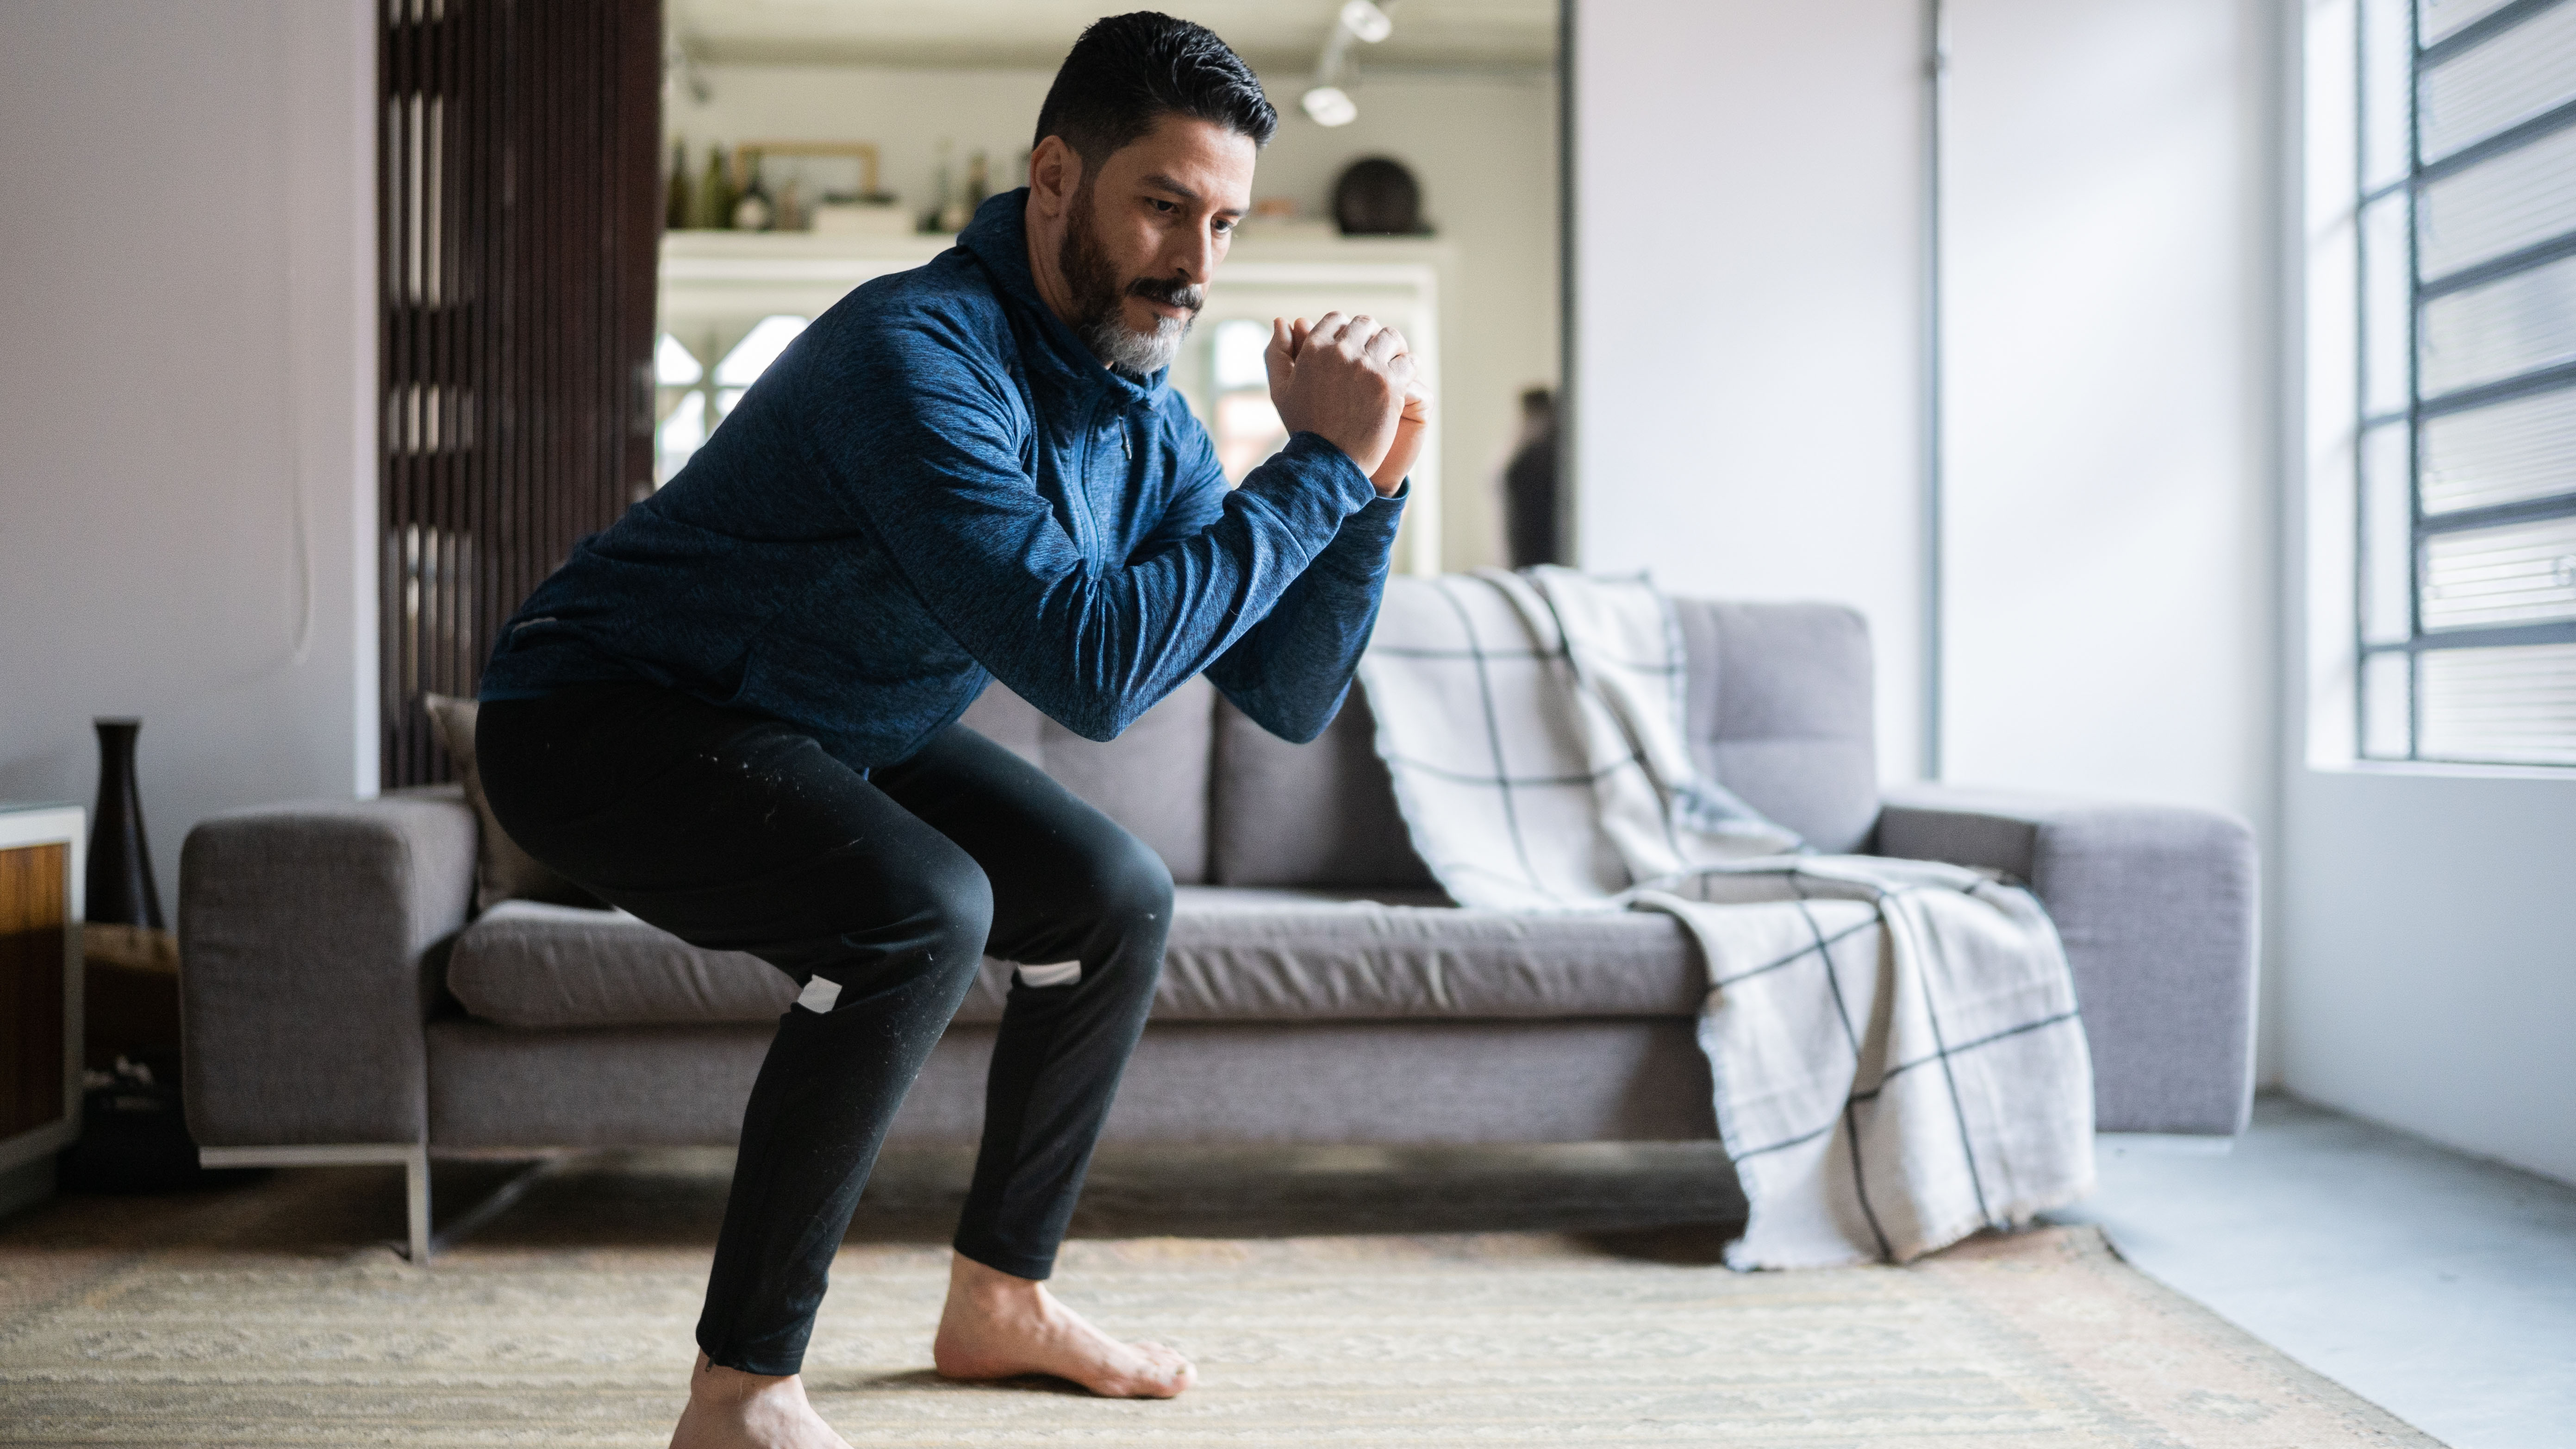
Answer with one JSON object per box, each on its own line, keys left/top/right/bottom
{"left": 697, "top": 1331, "right": 805, "bottom": 1378}
{"left": 953, "top": 1234, "right": 1057, "bottom": 1281}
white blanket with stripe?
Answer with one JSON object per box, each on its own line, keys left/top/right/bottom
{"left": 1355, "top": 568, "right": 2095, "bottom": 1267}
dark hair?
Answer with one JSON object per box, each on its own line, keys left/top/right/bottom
{"left": 1033, "top": 12, "right": 1277, "bottom": 165}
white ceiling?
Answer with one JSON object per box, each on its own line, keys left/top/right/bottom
{"left": 670, "top": 0, "right": 1559, "bottom": 74}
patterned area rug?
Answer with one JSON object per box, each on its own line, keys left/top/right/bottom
{"left": 0, "top": 1150, "right": 2440, "bottom": 1447}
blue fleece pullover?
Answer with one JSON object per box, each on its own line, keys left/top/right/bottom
{"left": 480, "top": 189, "right": 1405, "bottom": 766}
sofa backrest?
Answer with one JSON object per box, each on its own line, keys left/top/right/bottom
{"left": 955, "top": 594, "right": 1881, "bottom": 887}
{"left": 1209, "top": 688, "right": 1435, "bottom": 887}
{"left": 1667, "top": 599, "right": 1879, "bottom": 855}
{"left": 958, "top": 674, "right": 1217, "bottom": 883}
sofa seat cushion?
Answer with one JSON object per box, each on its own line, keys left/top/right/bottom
{"left": 1153, "top": 887, "right": 1702, "bottom": 1020}
{"left": 448, "top": 889, "right": 1707, "bottom": 1031}
{"left": 448, "top": 901, "right": 796, "bottom": 1028}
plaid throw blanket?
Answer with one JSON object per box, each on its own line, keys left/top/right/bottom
{"left": 1355, "top": 569, "right": 2096, "bottom": 1267}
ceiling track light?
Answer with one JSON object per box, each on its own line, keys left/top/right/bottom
{"left": 1301, "top": 0, "right": 1392, "bottom": 128}
{"left": 1340, "top": 0, "right": 1394, "bottom": 44}
{"left": 1301, "top": 86, "right": 1358, "bottom": 127}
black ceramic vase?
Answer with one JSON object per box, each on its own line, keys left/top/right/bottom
{"left": 87, "top": 718, "right": 164, "bottom": 930}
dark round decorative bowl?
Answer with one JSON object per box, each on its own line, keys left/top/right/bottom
{"left": 1334, "top": 157, "right": 1427, "bottom": 236}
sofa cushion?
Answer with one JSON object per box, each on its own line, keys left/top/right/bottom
{"left": 1210, "top": 691, "right": 1438, "bottom": 888}
{"left": 958, "top": 674, "right": 1213, "bottom": 883}
{"left": 1670, "top": 600, "right": 1880, "bottom": 855}
{"left": 448, "top": 901, "right": 796, "bottom": 1027}
{"left": 1154, "top": 886, "right": 1700, "bottom": 1019}
{"left": 1212, "top": 597, "right": 1880, "bottom": 885}
{"left": 446, "top": 888, "right": 1705, "bottom": 1031}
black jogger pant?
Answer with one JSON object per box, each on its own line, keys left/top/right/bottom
{"left": 475, "top": 682, "right": 1172, "bottom": 1375}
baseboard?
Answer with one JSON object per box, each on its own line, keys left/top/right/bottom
{"left": 2098, "top": 1131, "right": 2237, "bottom": 1156}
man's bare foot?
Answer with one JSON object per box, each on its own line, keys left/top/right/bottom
{"left": 931, "top": 1252, "right": 1196, "bottom": 1398}
{"left": 668, "top": 1352, "right": 851, "bottom": 1449}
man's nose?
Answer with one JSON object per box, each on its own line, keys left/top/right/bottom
{"left": 1167, "top": 224, "right": 1218, "bottom": 285}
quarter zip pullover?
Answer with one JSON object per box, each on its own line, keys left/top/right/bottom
{"left": 480, "top": 189, "right": 1405, "bottom": 764}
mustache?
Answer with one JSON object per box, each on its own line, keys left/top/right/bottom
{"left": 1128, "top": 276, "right": 1204, "bottom": 314}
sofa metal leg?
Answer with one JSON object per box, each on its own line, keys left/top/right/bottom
{"left": 198, "top": 1143, "right": 434, "bottom": 1262}
{"left": 424, "top": 1157, "right": 559, "bottom": 1258}
{"left": 405, "top": 1149, "right": 432, "bottom": 1263}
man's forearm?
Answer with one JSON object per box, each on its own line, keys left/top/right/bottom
{"left": 1207, "top": 488, "right": 1403, "bottom": 743}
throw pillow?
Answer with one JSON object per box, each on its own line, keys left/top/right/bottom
{"left": 422, "top": 693, "right": 602, "bottom": 913}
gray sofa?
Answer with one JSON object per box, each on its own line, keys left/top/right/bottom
{"left": 180, "top": 600, "right": 2258, "bottom": 1261}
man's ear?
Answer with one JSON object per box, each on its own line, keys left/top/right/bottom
{"left": 1028, "top": 136, "right": 1083, "bottom": 219}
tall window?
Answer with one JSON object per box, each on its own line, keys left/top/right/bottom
{"left": 654, "top": 316, "right": 810, "bottom": 486}
{"left": 2354, "top": 0, "right": 2576, "bottom": 765}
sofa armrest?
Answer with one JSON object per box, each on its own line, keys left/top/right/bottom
{"left": 1874, "top": 784, "right": 2258, "bottom": 1136}
{"left": 180, "top": 788, "right": 478, "bottom": 1147}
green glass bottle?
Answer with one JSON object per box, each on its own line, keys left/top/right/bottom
{"left": 666, "top": 139, "right": 691, "bottom": 231}
{"left": 700, "top": 145, "right": 736, "bottom": 231}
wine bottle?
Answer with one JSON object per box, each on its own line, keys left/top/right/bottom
{"left": 936, "top": 147, "right": 973, "bottom": 234}
{"left": 701, "top": 145, "right": 736, "bottom": 231}
{"left": 666, "top": 139, "right": 691, "bottom": 231}
{"left": 925, "top": 139, "right": 954, "bottom": 234}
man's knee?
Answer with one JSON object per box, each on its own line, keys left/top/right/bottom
{"left": 792, "top": 845, "right": 992, "bottom": 1010}
{"left": 1011, "top": 829, "right": 1171, "bottom": 992}
{"left": 918, "top": 856, "right": 998, "bottom": 984}
{"left": 1073, "top": 831, "right": 1171, "bottom": 1001}
{"left": 1089, "top": 830, "right": 1174, "bottom": 938}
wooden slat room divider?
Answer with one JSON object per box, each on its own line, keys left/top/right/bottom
{"left": 379, "top": 0, "right": 661, "bottom": 787}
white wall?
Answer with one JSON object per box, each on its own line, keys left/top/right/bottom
{"left": 2279, "top": 772, "right": 2576, "bottom": 1182}
{"left": 1575, "top": 0, "right": 2276, "bottom": 808}
{"left": 667, "top": 62, "right": 1559, "bottom": 570}
{"left": 0, "top": 1, "right": 377, "bottom": 904}
{"left": 1572, "top": 0, "right": 1930, "bottom": 783}
{"left": 1575, "top": 0, "right": 2282, "bottom": 1062}
{"left": 2280, "top": 0, "right": 2576, "bottom": 1186}
{"left": 1939, "top": 0, "right": 2282, "bottom": 1081}
{"left": 1941, "top": 0, "right": 2277, "bottom": 831}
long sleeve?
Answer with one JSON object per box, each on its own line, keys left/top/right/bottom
{"left": 1140, "top": 425, "right": 1406, "bottom": 744}
{"left": 799, "top": 316, "right": 1382, "bottom": 741}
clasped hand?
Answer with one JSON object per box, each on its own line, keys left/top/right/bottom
{"left": 1263, "top": 312, "right": 1430, "bottom": 499}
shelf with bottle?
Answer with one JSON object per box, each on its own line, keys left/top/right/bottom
{"left": 664, "top": 137, "right": 911, "bottom": 237}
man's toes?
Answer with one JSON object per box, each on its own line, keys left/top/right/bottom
{"left": 1119, "top": 1343, "right": 1194, "bottom": 1397}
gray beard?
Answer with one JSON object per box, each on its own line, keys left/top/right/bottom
{"left": 1080, "top": 308, "right": 1189, "bottom": 377}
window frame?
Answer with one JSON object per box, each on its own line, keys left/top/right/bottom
{"left": 2353, "top": 0, "right": 2576, "bottom": 766}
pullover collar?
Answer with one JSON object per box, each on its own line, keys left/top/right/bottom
{"left": 960, "top": 188, "right": 1167, "bottom": 414}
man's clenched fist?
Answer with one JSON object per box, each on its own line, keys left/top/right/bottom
{"left": 1264, "top": 312, "right": 1427, "bottom": 498}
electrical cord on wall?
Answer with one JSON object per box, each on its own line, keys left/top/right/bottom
{"left": 288, "top": 443, "right": 314, "bottom": 668}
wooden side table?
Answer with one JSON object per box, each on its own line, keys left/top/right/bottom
{"left": 0, "top": 804, "right": 85, "bottom": 1209}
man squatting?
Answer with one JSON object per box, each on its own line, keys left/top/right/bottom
{"left": 472, "top": 14, "right": 1428, "bottom": 1448}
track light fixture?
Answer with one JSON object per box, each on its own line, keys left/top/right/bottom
{"left": 1339, "top": 0, "right": 1393, "bottom": 44}
{"left": 1300, "top": 0, "right": 1392, "bottom": 128}
{"left": 1301, "top": 86, "right": 1359, "bottom": 127}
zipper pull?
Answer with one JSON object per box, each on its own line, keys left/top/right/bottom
{"left": 1122, "top": 423, "right": 1132, "bottom": 462}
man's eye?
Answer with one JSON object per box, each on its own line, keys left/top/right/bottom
{"left": 1212, "top": 219, "right": 1235, "bottom": 237}
{"left": 1147, "top": 198, "right": 1176, "bottom": 213}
